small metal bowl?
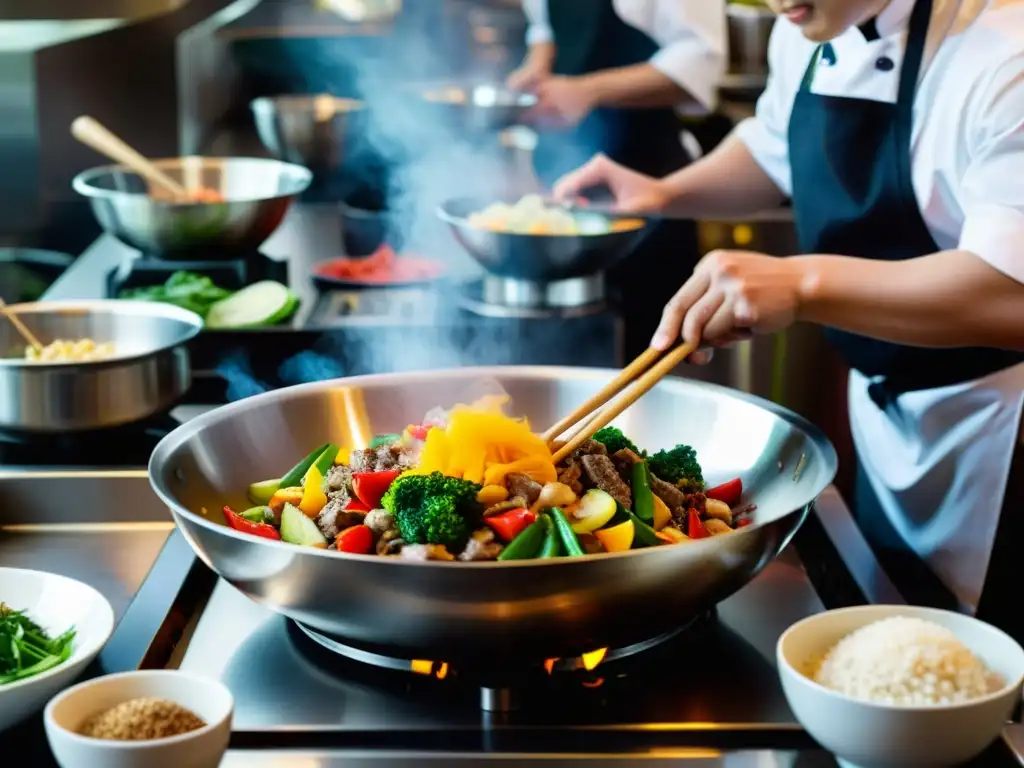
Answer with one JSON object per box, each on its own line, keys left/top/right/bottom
{"left": 72, "top": 157, "right": 312, "bottom": 259}
{"left": 417, "top": 82, "right": 538, "bottom": 133}
{"left": 251, "top": 95, "right": 368, "bottom": 173}
{"left": 437, "top": 196, "right": 651, "bottom": 283}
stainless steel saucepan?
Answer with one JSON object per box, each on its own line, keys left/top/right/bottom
{"left": 148, "top": 367, "right": 837, "bottom": 663}
{"left": 0, "top": 300, "right": 203, "bottom": 433}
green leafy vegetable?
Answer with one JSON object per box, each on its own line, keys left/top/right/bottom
{"left": 381, "top": 472, "right": 482, "bottom": 550}
{"left": 118, "top": 271, "right": 232, "bottom": 319}
{"left": 0, "top": 602, "right": 76, "bottom": 685}
{"left": 648, "top": 444, "right": 704, "bottom": 492}
{"left": 592, "top": 426, "right": 641, "bottom": 456}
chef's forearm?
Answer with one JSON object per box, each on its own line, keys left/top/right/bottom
{"left": 581, "top": 63, "right": 692, "bottom": 109}
{"left": 660, "top": 134, "right": 788, "bottom": 218}
{"left": 795, "top": 249, "right": 1024, "bottom": 350}
{"left": 524, "top": 42, "right": 555, "bottom": 72}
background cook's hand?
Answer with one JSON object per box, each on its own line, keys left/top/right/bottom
{"left": 552, "top": 155, "right": 673, "bottom": 215}
{"left": 652, "top": 250, "right": 805, "bottom": 365}
{"left": 530, "top": 76, "right": 595, "bottom": 129}
{"left": 507, "top": 61, "right": 549, "bottom": 93}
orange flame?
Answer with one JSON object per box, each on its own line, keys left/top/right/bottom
{"left": 435, "top": 662, "right": 449, "bottom": 680}
{"left": 411, "top": 659, "right": 433, "bottom": 676}
{"left": 543, "top": 658, "right": 558, "bottom": 675}
{"left": 581, "top": 648, "right": 607, "bottom": 671}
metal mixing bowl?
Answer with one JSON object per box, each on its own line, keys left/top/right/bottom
{"left": 437, "top": 197, "right": 652, "bottom": 282}
{"left": 416, "top": 82, "right": 538, "bottom": 133}
{"left": 149, "top": 367, "right": 837, "bottom": 663}
{"left": 0, "top": 300, "right": 202, "bottom": 432}
{"left": 72, "top": 157, "right": 312, "bottom": 259}
{"left": 250, "top": 95, "right": 368, "bottom": 172}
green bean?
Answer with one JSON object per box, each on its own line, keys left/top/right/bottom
{"left": 630, "top": 461, "right": 656, "bottom": 523}
{"left": 497, "top": 518, "right": 548, "bottom": 561}
{"left": 280, "top": 443, "right": 330, "bottom": 487}
{"left": 537, "top": 515, "right": 562, "bottom": 558}
{"left": 550, "top": 508, "right": 586, "bottom": 557}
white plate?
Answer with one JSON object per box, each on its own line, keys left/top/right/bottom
{"left": 0, "top": 567, "right": 115, "bottom": 732}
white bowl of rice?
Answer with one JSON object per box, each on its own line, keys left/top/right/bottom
{"left": 777, "top": 605, "right": 1024, "bottom": 768}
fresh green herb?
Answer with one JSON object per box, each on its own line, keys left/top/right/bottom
{"left": 118, "top": 271, "right": 232, "bottom": 318}
{"left": 0, "top": 602, "right": 76, "bottom": 685}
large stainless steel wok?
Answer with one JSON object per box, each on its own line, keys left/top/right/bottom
{"left": 149, "top": 368, "right": 837, "bottom": 663}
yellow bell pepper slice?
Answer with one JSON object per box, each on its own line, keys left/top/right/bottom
{"left": 476, "top": 485, "right": 509, "bottom": 505}
{"left": 594, "top": 520, "right": 635, "bottom": 553}
{"left": 299, "top": 465, "right": 328, "bottom": 518}
{"left": 268, "top": 486, "right": 304, "bottom": 517}
{"left": 652, "top": 495, "right": 672, "bottom": 531}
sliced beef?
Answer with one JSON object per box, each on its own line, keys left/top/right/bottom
{"left": 557, "top": 463, "right": 583, "bottom": 495}
{"left": 458, "top": 528, "right": 504, "bottom": 561}
{"left": 363, "top": 509, "right": 395, "bottom": 537}
{"left": 323, "top": 465, "right": 353, "bottom": 500}
{"left": 669, "top": 492, "right": 707, "bottom": 530}
{"left": 349, "top": 449, "right": 376, "bottom": 473}
{"left": 484, "top": 497, "right": 528, "bottom": 517}
{"left": 648, "top": 474, "right": 687, "bottom": 510}
{"left": 316, "top": 498, "right": 366, "bottom": 540}
{"left": 610, "top": 448, "right": 645, "bottom": 483}
{"left": 349, "top": 444, "right": 415, "bottom": 473}
{"left": 571, "top": 439, "right": 608, "bottom": 459}
{"left": 506, "top": 474, "right": 543, "bottom": 506}
{"left": 580, "top": 454, "right": 632, "bottom": 509}
{"left": 401, "top": 544, "right": 455, "bottom": 561}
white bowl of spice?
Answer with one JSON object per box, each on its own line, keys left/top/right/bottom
{"left": 43, "top": 670, "right": 233, "bottom": 768}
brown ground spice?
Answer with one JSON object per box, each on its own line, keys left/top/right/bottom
{"left": 77, "top": 697, "right": 206, "bottom": 741}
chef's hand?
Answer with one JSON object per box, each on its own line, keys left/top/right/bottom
{"left": 652, "top": 250, "right": 804, "bottom": 365}
{"left": 552, "top": 154, "right": 672, "bottom": 215}
{"left": 507, "top": 61, "right": 549, "bottom": 93}
{"left": 530, "top": 76, "right": 596, "bottom": 129}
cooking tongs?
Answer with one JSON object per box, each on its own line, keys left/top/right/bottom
{"left": 544, "top": 342, "right": 698, "bottom": 464}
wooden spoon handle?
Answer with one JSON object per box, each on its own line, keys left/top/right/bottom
{"left": 71, "top": 116, "right": 187, "bottom": 199}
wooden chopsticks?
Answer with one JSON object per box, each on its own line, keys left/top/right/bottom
{"left": 546, "top": 341, "right": 697, "bottom": 465}
{"left": 0, "top": 298, "right": 43, "bottom": 354}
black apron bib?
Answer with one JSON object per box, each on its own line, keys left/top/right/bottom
{"left": 535, "top": 0, "right": 700, "bottom": 361}
{"left": 789, "top": 0, "right": 1024, "bottom": 642}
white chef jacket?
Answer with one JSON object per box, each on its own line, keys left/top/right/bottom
{"left": 521, "top": 0, "right": 727, "bottom": 114}
{"left": 737, "top": 0, "right": 1024, "bottom": 612}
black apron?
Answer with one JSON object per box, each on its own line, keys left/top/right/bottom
{"left": 534, "top": 0, "right": 700, "bottom": 361}
{"left": 788, "top": 0, "right": 1024, "bottom": 643}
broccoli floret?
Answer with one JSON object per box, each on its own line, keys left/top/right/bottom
{"left": 592, "top": 426, "right": 641, "bottom": 456}
{"left": 648, "top": 445, "right": 704, "bottom": 491}
{"left": 380, "top": 472, "right": 482, "bottom": 550}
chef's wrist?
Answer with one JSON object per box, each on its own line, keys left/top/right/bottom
{"left": 790, "top": 255, "right": 829, "bottom": 323}
{"left": 576, "top": 72, "right": 613, "bottom": 109}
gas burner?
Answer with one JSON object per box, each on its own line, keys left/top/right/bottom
{"left": 457, "top": 275, "right": 608, "bottom": 318}
{"left": 0, "top": 413, "right": 179, "bottom": 467}
{"left": 106, "top": 250, "right": 289, "bottom": 298}
{"left": 295, "top": 610, "right": 715, "bottom": 713}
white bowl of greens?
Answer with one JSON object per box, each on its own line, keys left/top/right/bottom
{"left": 0, "top": 568, "right": 114, "bottom": 733}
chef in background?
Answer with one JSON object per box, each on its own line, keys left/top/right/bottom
{"left": 554, "top": 0, "right": 1024, "bottom": 643}
{"left": 508, "top": 0, "right": 727, "bottom": 359}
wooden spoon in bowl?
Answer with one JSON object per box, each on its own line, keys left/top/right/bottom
{"left": 0, "top": 297, "right": 43, "bottom": 356}
{"left": 71, "top": 116, "right": 189, "bottom": 201}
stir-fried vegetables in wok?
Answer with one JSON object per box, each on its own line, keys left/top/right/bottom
{"left": 226, "top": 396, "right": 753, "bottom": 560}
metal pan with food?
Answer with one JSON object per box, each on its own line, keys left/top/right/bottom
{"left": 0, "top": 300, "right": 202, "bottom": 432}
{"left": 148, "top": 368, "right": 836, "bottom": 662}
{"left": 437, "top": 194, "right": 652, "bottom": 282}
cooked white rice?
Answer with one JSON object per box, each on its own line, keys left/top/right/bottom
{"left": 810, "top": 616, "right": 1004, "bottom": 706}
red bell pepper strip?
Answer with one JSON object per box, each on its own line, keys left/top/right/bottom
{"left": 351, "top": 470, "right": 402, "bottom": 509}
{"left": 345, "top": 498, "right": 371, "bottom": 513}
{"left": 736, "top": 518, "right": 752, "bottom": 528}
{"left": 485, "top": 508, "right": 537, "bottom": 542}
{"left": 406, "top": 424, "right": 431, "bottom": 440}
{"left": 706, "top": 478, "right": 743, "bottom": 506}
{"left": 687, "top": 508, "right": 710, "bottom": 540}
{"left": 336, "top": 525, "right": 374, "bottom": 554}
{"left": 223, "top": 505, "right": 281, "bottom": 541}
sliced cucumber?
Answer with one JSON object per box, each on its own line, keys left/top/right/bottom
{"left": 205, "top": 281, "right": 299, "bottom": 329}
{"left": 280, "top": 503, "right": 328, "bottom": 548}
{"left": 248, "top": 478, "right": 281, "bottom": 505}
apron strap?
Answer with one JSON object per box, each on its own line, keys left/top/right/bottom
{"left": 798, "top": 45, "right": 825, "bottom": 93}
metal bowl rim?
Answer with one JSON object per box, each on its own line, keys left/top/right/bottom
{"left": 436, "top": 197, "right": 649, "bottom": 239}
{"left": 0, "top": 299, "right": 203, "bottom": 369}
{"left": 71, "top": 157, "right": 314, "bottom": 204}
{"left": 150, "top": 365, "right": 837, "bottom": 569}
{"left": 250, "top": 95, "right": 367, "bottom": 114}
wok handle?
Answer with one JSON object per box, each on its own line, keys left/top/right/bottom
{"left": 71, "top": 116, "right": 187, "bottom": 200}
